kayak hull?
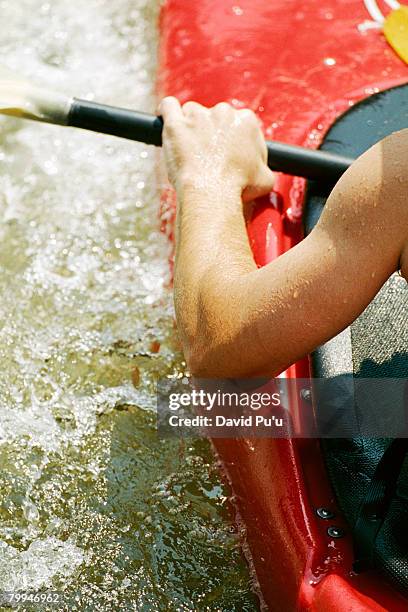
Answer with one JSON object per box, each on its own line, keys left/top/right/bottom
{"left": 158, "top": 1, "right": 408, "bottom": 609}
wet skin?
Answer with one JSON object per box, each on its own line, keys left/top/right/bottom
{"left": 160, "top": 97, "right": 408, "bottom": 378}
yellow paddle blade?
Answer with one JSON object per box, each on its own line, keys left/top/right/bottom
{"left": 0, "top": 64, "right": 71, "bottom": 124}
{"left": 384, "top": 6, "right": 408, "bottom": 65}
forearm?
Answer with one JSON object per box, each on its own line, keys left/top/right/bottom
{"left": 173, "top": 178, "right": 256, "bottom": 371}
{"left": 175, "top": 179, "right": 255, "bottom": 283}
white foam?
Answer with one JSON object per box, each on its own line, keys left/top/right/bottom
{"left": 0, "top": 537, "right": 84, "bottom": 590}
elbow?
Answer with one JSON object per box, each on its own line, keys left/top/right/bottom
{"left": 185, "top": 344, "right": 225, "bottom": 378}
{"left": 183, "top": 325, "right": 280, "bottom": 378}
{"left": 182, "top": 336, "right": 222, "bottom": 378}
{"left": 184, "top": 335, "right": 256, "bottom": 379}
{"left": 176, "top": 288, "right": 260, "bottom": 377}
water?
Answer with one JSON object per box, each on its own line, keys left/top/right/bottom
{"left": 0, "top": 0, "right": 257, "bottom": 610}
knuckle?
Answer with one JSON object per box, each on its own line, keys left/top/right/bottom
{"left": 214, "top": 101, "right": 231, "bottom": 110}
{"left": 212, "top": 102, "right": 234, "bottom": 117}
{"left": 160, "top": 96, "right": 177, "bottom": 112}
{"left": 182, "top": 101, "right": 203, "bottom": 114}
{"left": 239, "top": 108, "right": 258, "bottom": 123}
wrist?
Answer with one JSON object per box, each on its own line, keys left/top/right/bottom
{"left": 174, "top": 168, "right": 245, "bottom": 200}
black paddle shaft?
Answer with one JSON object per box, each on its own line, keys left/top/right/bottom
{"left": 68, "top": 98, "right": 354, "bottom": 185}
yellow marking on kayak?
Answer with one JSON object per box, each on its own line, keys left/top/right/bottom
{"left": 384, "top": 6, "right": 408, "bottom": 65}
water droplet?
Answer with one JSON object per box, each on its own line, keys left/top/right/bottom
{"left": 23, "top": 499, "right": 39, "bottom": 522}
{"left": 232, "top": 5, "right": 243, "bottom": 15}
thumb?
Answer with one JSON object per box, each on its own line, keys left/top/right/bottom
{"left": 242, "top": 166, "right": 275, "bottom": 203}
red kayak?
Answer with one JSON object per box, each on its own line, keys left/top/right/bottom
{"left": 158, "top": 1, "right": 408, "bottom": 610}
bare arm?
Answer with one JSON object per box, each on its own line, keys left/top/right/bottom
{"left": 160, "top": 98, "right": 408, "bottom": 378}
